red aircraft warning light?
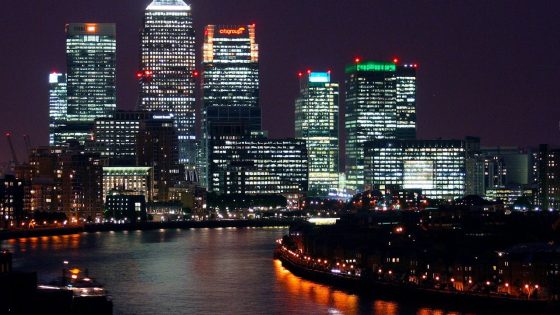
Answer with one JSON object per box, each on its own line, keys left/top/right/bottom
{"left": 354, "top": 57, "right": 361, "bottom": 63}
{"left": 393, "top": 57, "right": 399, "bottom": 64}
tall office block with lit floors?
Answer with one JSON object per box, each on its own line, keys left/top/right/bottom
{"left": 295, "top": 71, "right": 339, "bottom": 196}
{"left": 64, "top": 23, "right": 116, "bottom": 143}
{"left": 138, "top": 0, "right": 197, "bottom": 170}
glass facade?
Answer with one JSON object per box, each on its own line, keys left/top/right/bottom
{"left": 208, "top": 136, "right": 307, "bottom": 196}
{"left": 139, "top": 0, "right": 196, "bottom": 167}
{"left": 92, "top": 111, "right": 154, "bottom": 166}
{"left": 344, "top": 60, "right": 417, "bottom": 192}
{"left": 200, "top": 24, "right": 260, "bottom": 188}
{"left": 295, "top": 71, "right": 339, "bottom": 196}
{"left": 65, "top": 23, "right": 116, "bottom": 143}
{"left": 364, "top": 139, "right": 467, "bottom": 200}
{"left": 48, "top": 72, "right": 67, "bottom": 145}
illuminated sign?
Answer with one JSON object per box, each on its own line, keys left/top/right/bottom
{"left": 308, "top": 72, "right": 330, "bottom": 83}
{"left": 219, "top": 27, "right": 246, "bottom": 35}
{"left": 345, "top": 61, "right": 396, "bottom": 73}
{"left": 86, "top": 24, "right": 97, "bottom": 33}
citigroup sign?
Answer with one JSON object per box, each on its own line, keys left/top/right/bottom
{"left": 219, "top": 27, "right": 247, "bottom": 35}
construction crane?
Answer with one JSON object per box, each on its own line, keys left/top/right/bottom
{"left": 23, "top": 134, "right": 31, "bottom": 155}
{"left": 5, "top": 132, "right": 18, "bottom": 168}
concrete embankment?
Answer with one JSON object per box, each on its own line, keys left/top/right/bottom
{"left": 0, "top": 219, "right": 298, "bottom": 240}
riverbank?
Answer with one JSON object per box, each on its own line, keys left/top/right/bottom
{"left": 275, "top": 248, "right": 560, "bottom": 314}
{"left": 0, "top": 219, "right": 298, "bottom": 240}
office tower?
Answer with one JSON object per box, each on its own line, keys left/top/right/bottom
{"left": 394, "top": 65, "right": 417, "bottom": 139}
{"left": 208, "top": 133, "right": 308, "bottom": 198}
{"left": 532, "top": 144, "right": 560, "bottom": 210}
{"left": 295, "top": 71, "right": 339, "bottom": 196}
{"left": 65, "top": 23, "right": 116, "bottom": 143}
{"left": 344, "top": 60, "right": 417, "bottom": 192}
{"left": 138, "top": 0, "right": 196, "bottom": 168}
{"left": 200, "top": 24, "right": 260, "bottom": 187}
{"left": 92, "top": 111, "right": 153, "bottom": 166}
{"left": 364, "top": 139, "right": 469, "bottom": 200}
{"left": 48, "top": 72, "right": 67, "bottom": 146}
{"left": 136, "top": 115, "right": 185, "bottom": 201}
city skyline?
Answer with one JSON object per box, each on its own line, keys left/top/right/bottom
{"left": 1, "top": 1, "right": 560, "bottom": 164}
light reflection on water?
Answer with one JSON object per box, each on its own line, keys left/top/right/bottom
{"left": 2, "top": 229, "right": 476, "bottom": 315}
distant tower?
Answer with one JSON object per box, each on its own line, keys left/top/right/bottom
{"left": 138, "top": 0, "right": 196, "bottom": 169}
{"left": 48, "top": 72, "right": 67, "bottom": 145}
{"left": 199, "top": 24, "right": 260, "bottom": 188}
{"left": 295, "top": 71, "right": 339, "bottom": 196}
{"left": 65, "top": 23, "right": 116, "bottom": 143}
{"left": 344, "top": 60, "right": 417, "bottom": 192}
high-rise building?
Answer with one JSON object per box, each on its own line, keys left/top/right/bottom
{"left": 295, "top": 71, "right": 339, "bottom": 196}
{"left": 65, "top": 23, "right": 116, "bottom": 143}
{"left": 48, "top": 72, "right": 67, "bottom": 146}
{"left": 102, "top": 167, "right": 153, "bottom": 202}
{"left": 344, "top": 60, "right": 417, "bottom": 192}
{"left": 138, "top": 0, "right": 196, "bottom": 168}
{"left": 364, "top": 139, "right": 469, "bottom": 200}
{"left": 394, "top": 65, "right": 417, "bottom": 139}
{"left": 200, "top": 24, "right": 260, "bottom": 187}
{"left": 532, "top": 144, "right": 560, "bottom": 210}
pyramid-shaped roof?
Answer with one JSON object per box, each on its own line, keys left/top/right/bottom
{"left": 146, "top": 0, "right": 190, "bottom": 11}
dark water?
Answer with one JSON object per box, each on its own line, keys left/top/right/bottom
{"left": 2, "top": 228, "right": 481, "bottom": 315}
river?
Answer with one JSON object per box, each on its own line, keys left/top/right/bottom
{"left": 1, "top": 227, "right": 490, "bottom": 314}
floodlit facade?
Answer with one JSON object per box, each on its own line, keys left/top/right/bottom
{"left": 208, "top": 136, "right": 308, "bottom": 196}
{"left": 200, "top": 24, "right": 260, "bottom": 188}
{"left": 48, "top": 72, "right": 67, "bottom": 146}
{"left": 102, "top": 167, "right": 152, "bottom": 202}
{"left": 295, "top": 71, "right": 339, "bottom": 196}
{"left": 364, "top": 139, "right": 467, "bottom": 200}
{"left": 139, "top": 0, "right": 197, "bottom": 167}
{"left": 65, "top": 23, "right": 116, "bottom": 143}
{"left": 345, "top": 60, "right": 417, "bottom": 192}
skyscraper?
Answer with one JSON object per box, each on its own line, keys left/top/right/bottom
{"left": 138, "top": 0, "right": 196, "bottom": 168}
{"left": 48, "top": 72, "right": 67, "bottom": 146}
{"left": 200, "top": 24, "right": 260, "bottom": 187}
{"left": 344, "top": 60, "right": 417, "bottom": 192}
{"left": 295, "top": 71, "right": 339, "bottom": 196}
{"left": 65, "top": 23, "right": 116, "bottom": 143}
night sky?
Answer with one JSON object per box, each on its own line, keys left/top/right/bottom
{"left": 1, "top": 0, "right": 559, "bottom": 164}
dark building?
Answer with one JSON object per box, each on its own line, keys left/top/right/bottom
{"left": 136, "top": 114, "right": 185, "bottom": 201}
{"left": 533, "top": 144, "right": 560, "bottom": 210}
{"left": 104, "top": 191, "right": 147, "bottom": 223}
{"left": 0, "top": 175, "right": 24, "bottom": 227}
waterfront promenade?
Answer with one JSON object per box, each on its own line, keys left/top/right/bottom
{"left": 0, "top": 218, "right": 300, "bottom": 241}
